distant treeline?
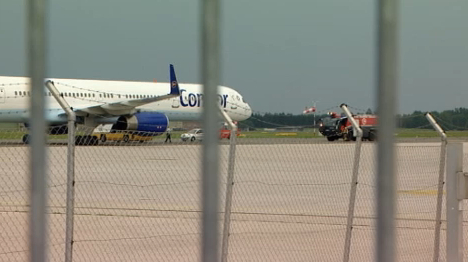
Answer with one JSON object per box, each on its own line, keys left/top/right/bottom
{"left": 399, "top": 108, "right": 468, "bottom": 130}
{"left": 239, "top": 108, "right": 468, "bottom": 131}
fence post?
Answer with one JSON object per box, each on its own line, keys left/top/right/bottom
{"left": 200, "top": 0, "right": 221, "bottom": 260}
{"left": 45, "top": 81, "right": 76, "bottom": 262}
{"left": 219, "top": 108, "right": 237, "bottom": 262}
{"left": 425, "top": 113, "right": 447, "bottom": 262}
{"left": 27, "top": 0, "right": 48, "bottom": 261}
{"left": 446, "top": 143, "right": 464, "bottom": 262}
{"left": 340, "top": 104, "right": 363, "bottom": 262}
{"left": 376, "top": 0, "right": 399, "bottom": 261}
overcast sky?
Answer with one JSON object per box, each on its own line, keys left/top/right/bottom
{"left": 1, "top": 0, "right": 467, "bottom": 114}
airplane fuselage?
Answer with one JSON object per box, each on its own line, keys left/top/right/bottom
{"left": 0, "top": 76, "right": 252, "bottom": 125}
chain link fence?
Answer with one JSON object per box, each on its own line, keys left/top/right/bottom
{"left": 0, "top": 128, "right": 68, "bottom": 262}
{"left": 0, "top": 125, "right": 466, "bottom": 261}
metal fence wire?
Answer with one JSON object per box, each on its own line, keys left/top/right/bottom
{"left": 0, "top": 126, "right": 466, "bottom": 261}
{"left": 0, "top": 128, "right": 68, "bottom": 262}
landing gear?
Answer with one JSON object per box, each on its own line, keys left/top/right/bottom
{"left": 22, "top": 134, "right": 30, "bottom": 144}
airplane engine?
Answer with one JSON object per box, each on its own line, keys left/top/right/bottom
{"left": 113, "top": 112, "right": 168, "bottom": 135}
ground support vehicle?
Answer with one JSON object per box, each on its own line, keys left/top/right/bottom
{"left": 98, "top": 131, "right": 154, "bottom": 143}
{"left": 93, "top": 124, "right": 157, "bottom": 143}
{"left": 181, "top": 129, "right": 204, "bottom": 142}
{"left": 318, "top": 113, "right": 377, "bottom": 141}
{"left": 219, "top": 127, "right": 241, "bottom": 139}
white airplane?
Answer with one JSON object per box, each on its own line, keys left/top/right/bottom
{"left": 0, "top": 64, "right": 252, "bottom": 144}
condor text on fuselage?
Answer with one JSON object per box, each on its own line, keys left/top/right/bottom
{"left": 179, "top": 89, "right": 229, "bottom": 108}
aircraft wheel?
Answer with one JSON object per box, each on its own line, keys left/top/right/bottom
{"left": 22, "top": 134, "right": 30, "bottom": 144}
{"left": 91, "top": 136, "right": 99, "bottom": 146}
{"left": 75, "top": 136, "right": 83, "bottom": 145}
{"left": 343, "top": 133, "right": 349, "bottom": 141}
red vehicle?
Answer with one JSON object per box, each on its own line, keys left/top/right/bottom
{"left": 219, "top": 126, "right": 241, "bottom": 139}
{"left": 318, "top": 112, "right": 377, "bottom": 141}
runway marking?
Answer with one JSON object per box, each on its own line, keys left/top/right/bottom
{"left": 398, "top": 189, "right": 444, "bottom": 196}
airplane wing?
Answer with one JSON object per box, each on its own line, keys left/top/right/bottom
{"left": 72, "top": 64, "right": 181, "bottom": 116}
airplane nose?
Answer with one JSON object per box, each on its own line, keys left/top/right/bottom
{"left": 245, "top": 104, "right": 252, "bottom": 119}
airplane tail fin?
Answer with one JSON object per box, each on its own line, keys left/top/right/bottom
{"left": 169, "top": 64, "right": 181, "bottom": 95}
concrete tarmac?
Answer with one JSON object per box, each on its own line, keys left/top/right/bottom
{"left": 1, "top": 141, "right": 468, "bottom": 261}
